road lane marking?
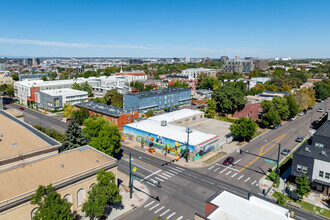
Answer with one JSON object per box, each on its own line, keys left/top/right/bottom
{"left": 231, "top": 173, "right": 237, "bottom": 178}
{"left": 238, "top": 175, "right": 244, "bottom": 180}
{"left": 159, "top": 209, "right": 171, "bottom": 217}
{"left": 238, "top": 134, "right": 286, "bottom": 173}
{"left": 123, "top": 153, "right": 160, "bottom": 170}
{"left": 165, "top": 171, "right": 174, "bottom": 176}
{"left": 168, "top": 169, "right": 178, "bottom": 174}
{"left": 123, "top": 158, "right": 155, "bottom": 173}
{"left": 225, "top": 171, "right": 232, "bottom": 175}
{"left": 158, "top": 174, "right": 168, "bottom": 179}
{"left": 167, "top": 212, "right": 176, "bottom": 219}
{"left": 208, "top": 166, "right": 215, "bottom": 170}
{"left": 154, "top": 206, "right": 165, "bottom": 214}
{"left": 154, "top": 177, "right": 164, "bottom": 182}
{"left": 177, "top": 216, "right": 183, "bottom": 220}
{"left": 144, "top": 201, "right": 155, "bottom": 208}
{"left": 251, "top": 180, "right": 256, "bottom": 185}
{"left": 215, "top": 163, "right": 238, "bottom": 171}
{"left": 162, "top": 173, "right": 172, "bottom": 178}
{"left": 141, "top": 170, "right": 161, "bottom": 181}
{"left": 214, "top": 167, "right": 220, "bottom": 172}
{"left": 149, "top": 203, "right": 160, "bottom": 211}
{"left": 244, "top": 177, "right": 251, "bottom": 183}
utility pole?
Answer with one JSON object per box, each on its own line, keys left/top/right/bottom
{"left": 129, "top": 153, "right": 133, "bottom": 199}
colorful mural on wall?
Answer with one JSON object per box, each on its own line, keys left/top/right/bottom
{"left": 123, "top": 125, "right": 219, "bottom": 160}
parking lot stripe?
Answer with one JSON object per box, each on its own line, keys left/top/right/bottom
{"left": 144, "top": 201, "right": 155, "bottom": 208}
{"left": 149, "top": 203, "right": 160, "bottom": 211}
{"left": 167, "top": 212, "right": 176, "bottom": 219}
{"left": 244, "top": 177, "right": 251, "bottom": 183}
{"left": 220, "top": 168, "right": 227, "bottom": 174}
{"left": 208, "top": 166, "right": 215, "bottom": 170}
{"left": 158, "top": 174, "right": 168, "bottom": 179}
{"left": 231, "top": 173, "right": 237, "bottom": 178}
{"left": 154, "top": 177, "right": 164, "bottom": 182}
{"left": 154, "top": 206, "right": 165, "bottom": 214}
{"left": 165, "top": 171, "right": 175, "bottom": 176}
{"left": 214, "top": 167, "right": 220, "bottom": 172}
{"left": 251, "top": 180, "right": 256, "bottom": 185}
{"left": 238, "top": 175, "right": 244, "bottom": 180}
{"left": 225, "top": 171, "right": 232, "bottom": 176}
{"left": 177, "top": 216, "right": 183, "bottom": 220}
{"left": 159, "top": 209, "right": 171, "bottom": 217}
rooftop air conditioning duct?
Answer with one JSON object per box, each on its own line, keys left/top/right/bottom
{"left": 161, "top": 120, "right": 167, "bottom": 126}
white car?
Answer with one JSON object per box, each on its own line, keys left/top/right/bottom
{"left": 290, "top": 117, "right": 296, "bottom": 121}
{"left": 318, "top": 108, "right": 325, "bottom": 112}
{"left": 298, "top": 112, "right": 304, "bottom": 116}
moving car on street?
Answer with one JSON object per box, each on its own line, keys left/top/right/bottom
{"left": 281, "top": 149, "right": 291, "bottom": 155}
{"left": 318, "top": 108, "right": 325, "bottom": 112}
{"left": 19, "top": 107, "right": 24, "bottom": 110}
{"left": 223, "top": 157, "right": 234, "bottom": 166}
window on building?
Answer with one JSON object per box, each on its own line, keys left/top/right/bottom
{"left": 319, "top": 171, "right": 324, "bottom": 178}
{"left": 127, "top": 116, "right": 130, "bottom": 121}
{"left": 315, "top": 142, "right": 324, "bottom": 148}
{"left": 325, "top": 173, "right": 330, "bottom": 179}
{"left": 302, "top": 166, "right": 308, "bottom": 173}
{"left": 297, "top": 165, "right": 302, "bottom": 172}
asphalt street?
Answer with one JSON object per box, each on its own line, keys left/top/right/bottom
{"left": 5, "top": 103, "right": 67, "bottom": 133}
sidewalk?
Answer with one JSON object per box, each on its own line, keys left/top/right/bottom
{"left": 79, "top": 171, "right": 150, "bottom": 220}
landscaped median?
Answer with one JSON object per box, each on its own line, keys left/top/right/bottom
{"left": 272, "top": 191, "right": 330, "bottom": 218}
{"left": 266, "top": 139, "right": 308, "bottom": 188}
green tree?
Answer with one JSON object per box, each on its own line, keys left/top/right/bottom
{"left": 82, "top": 170, "right": 122, "bottom": 219}
{"left": 285, "top": 95, "right": 299, "bottom": 118}
{"left": 262, "top": 109, "right": 281, "bottom": 127}
{"left": 5, "top": 84, "right": 14, "bottom": 97}
{"left": 72, "top": 82, "right": 81, "bottom": 90}
{"left": 205, "top": 99, "right": 216, "bottom": 118}
{"left": 314, "top": 80, "right": 330, "bottom": 100}
{"left": 11, "top": 73, "right": 19, "bottom": 81}
{"left": 104, "top": 89, "right": 123, "bottom": 108}
{"left": 145, "top": 84, "right": 154, "bottom": 91}
{"left": 81, "top": 81, "right": 93, "bottom": 97}
{"left": 254, "top": 83, "right": 265, "bottom": 94}
{"left": 296, "top": 174, "right": 311, "bottom": 198}
{"left": 31, "top": 184, "right": 74, "bottom": 220}
{"left": 61, "top": 116, "right": 88, "bottom": 152}
{"left": 48, "top": 71, "right": 57, "bottom": 80}
{"left": 33, "top": 125, "right": 65, "bottom": 142}
{"left": 168, "top": 81, "right": 189, "bottom": 88}
{"left": 72, "top": 107, "right": 90, "bottom": 125}
{"left": 212, "top": 85, "right": 246, "bottom": 115}
{"left": 145, "top": 110, "right": 155, "bottom": 117}
{"left": 266, "top": 84, "right": 277, "bottom": 91}
{"left": 90, "top": 123, "right": 121, "bottom": 156}
{"left": 229, "top": 117, "right": 258, "bottom": 142}
{"left": 82, "top": 117, "right": 107, "bottom": 141}
{"left": 63, "top": 103, "right": 76, "bottom": 118}
{"left": 89, "top": 97, "right": 107, "bottom": 104}
{"left": 41, "top": 75, "right": 48, "bottom": 81}
{"left": 272, "top": 97, "right": 290, "bottom": 120}
{"left": 198, "top": 75, "right": 219, "bottom": 91}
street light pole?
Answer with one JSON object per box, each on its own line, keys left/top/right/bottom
{"left": 265, "top": 140, "right": 281, "bottom": 187}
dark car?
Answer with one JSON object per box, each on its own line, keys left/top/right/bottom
{"left": 295, "top": 136, "right": 304, "bottom": 142}
{"left": 273, "top": 124, "right": 280, "bottom": 129}
{"left": 19, "top": 107, "right": 24, "bottom": 110}
{"left": 308, "top": 107, "right": 313, "bottom": 111}
{"left": 281, "top": 149, "right": 291, "bottom": 155}
{"left": 223, "top": 157, "right": 234, "bottom": 166}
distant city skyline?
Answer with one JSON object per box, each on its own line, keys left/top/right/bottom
{"left": 1, "top": 0, "right": 329, "bottom": 58}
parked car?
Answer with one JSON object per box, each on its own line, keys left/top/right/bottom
{"left": 281, "top": 149, "right": 291, "bottom": 155}
{"left": 298, "top": 112, "right": 304, "bottom": 116}
{"left": 318, "top": 108, "right": 325, "bottom": 112}
{"left": 308, "top": 107, "right": 313, "bottom": 111}
{"left": 273, "top": 124, "right": 280, "bottom": 129}
{"left": 223, "top": 157, "right": 234, "bottom": 166}
{"left": 290, "top": 117, "right": 296, "bottom": 121}
{"left": 19, "top": 107, "right": 24, "bottom": 110}
{"left": 295, "top": 136, "right": 304, "bottom": 142}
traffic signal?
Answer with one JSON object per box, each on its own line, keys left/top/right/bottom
{"left": 240, "top": 149, "right": 243, "bottom": 154}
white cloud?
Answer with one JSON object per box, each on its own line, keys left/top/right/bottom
{"left": 0, "top": 37, "right": 163, "bottom": 50}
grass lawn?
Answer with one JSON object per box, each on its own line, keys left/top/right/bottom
{"left": 203, "top": 152, "right": 227, "bottom": 164}
{"left": 216, "top": 116, "right": 236, "bottom": 123}
{"left": 251, "top": 130, "right": 263, "bottom": 139}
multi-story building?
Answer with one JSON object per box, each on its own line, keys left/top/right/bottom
{"left": 115, "top": 71, "right": 147, "bottom": 82}
{"left": 18, "top": 73, "right": 49, "bottom": 81}
{"left": 247, "top": 77, "right": 271, "bottom": 90}
{"left": 222, "top": 60, "right": 254, "bottom": 73}
{"left": 0, "top": 64, "right": 5, "bottom": 71}
{"left": 221, "top": 56, "right": 229, "bottom": 62}
{"left": 75, "top": 101, "right": 138, "bottom": 130}
{"left": 253, "top": 59, "right": 268, "bottom": 70}
{"left": 0, "top": 76, "right": 14, "bottom": 86}
{"left": 291, "top": 116, "right": 330, "bottom": 196}
{"left": 35, "top": 88, "right": 88, "bottom": 111}
{"left": 185, "top": 56, "right": 190, "bottom": 63}
{"left": 123, "top": 87, "right": 192, "bottom": 113}
{"left": 32, "top": 58, "right": 41, "bottom": 66}
{"left": 181, "top": 68, "right": 218, "bottom": 79}
{"left": 22, "top": 58, "right": 33, "bottom": 66}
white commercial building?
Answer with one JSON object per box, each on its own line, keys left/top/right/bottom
{"left": 181, "top": 68, "right": 218, "bottom": 79}
{"left": 115, "top": 71, "right": 148, "bottom": 82}
{"left": 248, "top": 77, "right": 271, "bottom": 90}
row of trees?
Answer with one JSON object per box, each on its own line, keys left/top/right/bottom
{"left": 0, "top": 83, "right": 14, "bottom": 97}
{"left": 72, "top": 82, "right": 93, "bottom": 97}
{"left": 129, "top": 81, "right": 153, "bottom": 91}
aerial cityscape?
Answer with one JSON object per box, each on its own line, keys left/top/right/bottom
{"left": 0, "top": 1, "right": 330, "bottom": 220}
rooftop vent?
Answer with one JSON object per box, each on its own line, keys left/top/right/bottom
{"left": 304, "top": 146, "right": 311, "bottom": 152}
{"left": 60, "top": 164, "right": 64, "bottom": 168}
{"left": 321, "top": 151, "right": 327, "bottom": 156}
{"left": 161, "top": 120, "right": 167, "bottom": 126}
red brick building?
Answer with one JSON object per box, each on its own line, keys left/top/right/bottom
{"left": 75, "top": 102, "right": 138, "bottom": 130}
{"left": 233, "top": 103, "right": 262, "bottom": 120}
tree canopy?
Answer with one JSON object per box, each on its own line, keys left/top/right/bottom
{"left": 229, "top": 117, "right": 258, "bottom": 142}
{"left": 314, "top": 79, "right": 330, "bottom": 100}
{"left": 296, "top": 174, "right": 311, "bottom": 198}
{"left": 294, "top": 87, "right": 315, "bottom": 110}
{"left": 61, "top": 116, "right": 88, "bottom": 152}
{"left": 205, "top": 99, "right": 216, "bottom": 118}
{"left": 145, "top": 110, "right": 155, "bottom": 117}
{"left": 72, "top": 82, "right": 92, "bottom": 97}
{"left": 63, "top": 103, "right": 75, "bottom": 118}
{"left": 104, "top": 89, "right": 123, "bottom": 108}
{"left": 31, "top": 184, "right": 74, "bottom": 220}
{"left": 72, "top": 107, "right": 90, "bottom": 125}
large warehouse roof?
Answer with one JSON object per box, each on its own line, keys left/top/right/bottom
{"left": 124, "top": 119, "right": 218, "bottom": 146}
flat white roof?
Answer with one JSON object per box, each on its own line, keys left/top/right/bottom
{"left": 149, "top": 109, "right": 202, "bottom": 122}
{"left": 207, "top": 191, "right": 292, "bottom": 220}
{"left": 125, "top": 119, "right": 218, "bottom": 146}
{"left": 41, "top": 88, "right": 88, "bottom": 96}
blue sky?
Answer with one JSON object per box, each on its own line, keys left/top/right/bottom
{"left": 0, "top": 0, "right": 329, "bottom": 58}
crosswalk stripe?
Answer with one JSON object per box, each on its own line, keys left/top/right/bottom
{"left": 170, "top": 167, "right": 182, "bottom": 172}
{"left": 167, "top": 212, "right": 176, "bottom": 219}
{"left": 162, "top": 173, "right": 172, "bottom": 178}
{"left": 238, "top": 175, "right": 244, "bottom": 180}
{"left": 208, "top": 165, "right": 215, "bottom": 170}
{"left": 251, "top": 180, "right": 256, "bottom": 185}
{"left": 144, "top": 201, "right": 155, "bottom": 208}
{"left": 165, "top": 171, "right": 175, "bottom": 176}
{"left": 154, "top": 176, "right": 164, "bottom": 182}
{"left": 231, "top": 173, "right": 237, "bottom": 178}
{"left": 244, "top": 177, "right": 251, "bottom": 183}
{"left": 214, "top": 167, "right": 220, "bottom": 172}
{"left": 150, "top": 178, "right": 156, "bottom": 183}
{"left": 149, "top": 203, "right": 160, "bottom": 211}
{"left": 154, "top": 206, "right": 165, "bottom": 214}
{"left": 220, "top": 168, "right": 226, "bottom": 174}
{"left": 177, "top": 216, "right": 183, "bottom": 220}
{"left": 174, "top": 166, "right": 185, "bottom": 171}
{"left": 168, "top": 169, "right": 178, "bottom": 174}
{"left": 159, "top": 209, "right": 171, "bottom": 217}
{"left": 146, "top": 181, "right": 154, "bottom": 186}
{"left": 158, "top": 174, "right": 168, "bottom": 179}
{"left": 225, "top": 171, "right": 232, "bottom": 175}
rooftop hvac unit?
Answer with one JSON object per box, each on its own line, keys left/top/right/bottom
{"left": 161, "top": 120, "right": 167, "bottom": 126}
{"left": 304, "top": 146, "right": 311, "bottom": 152}
{"left": 321, "top": 150, "right": 327, "bottom": 156}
